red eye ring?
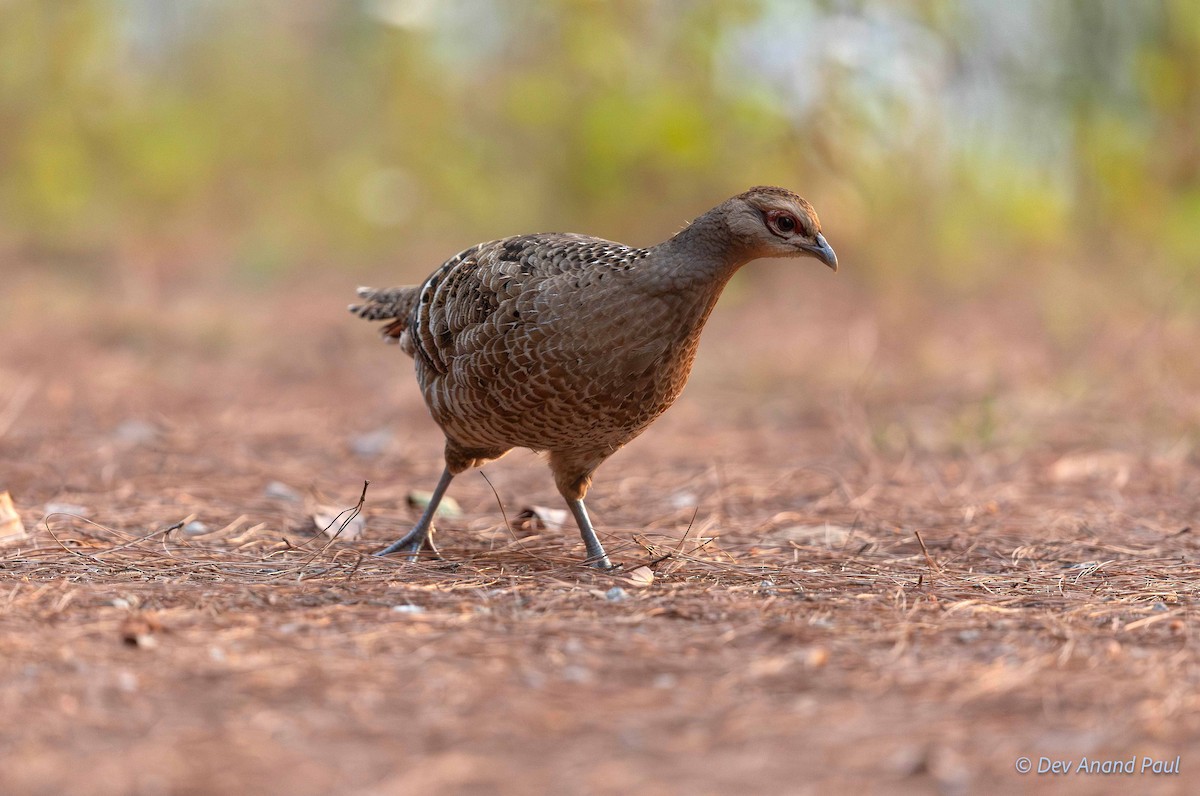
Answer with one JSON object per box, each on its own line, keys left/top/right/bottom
{"left": 766, "top": 211, "right": 798, "bottom": 237}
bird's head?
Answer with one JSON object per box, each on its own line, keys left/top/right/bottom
{"left": 724, "top": 186, "right": 838, "bottom": 271}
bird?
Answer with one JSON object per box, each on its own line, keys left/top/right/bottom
{"left": 350, "top": 186, "right": 837, "bottom": 568}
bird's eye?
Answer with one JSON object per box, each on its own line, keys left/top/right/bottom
{"left": 767, "top": 212, "right": 797, "bottom": 237}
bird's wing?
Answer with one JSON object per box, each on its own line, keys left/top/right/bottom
{"left": 409, "top": 234, "right": 648, "bottom": 374}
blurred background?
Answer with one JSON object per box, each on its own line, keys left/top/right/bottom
{"left": 4, "top": 6, "right": 1200, "bottom": 792}
{"left": 3, "top": 0, "right": 1197, "bottom": 299}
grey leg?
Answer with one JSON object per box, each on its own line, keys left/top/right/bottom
{"left": 376, "top": 467, "right": 455, "bottom": 561}
{"left": 566, "top": 497, "right": 614, "bottom": 570}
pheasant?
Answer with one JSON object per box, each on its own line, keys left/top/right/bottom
{"left": 350, "top": 186, "right": 837, "bottom": 568}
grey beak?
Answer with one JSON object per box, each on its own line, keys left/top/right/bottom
{"left": 804, "top": 233, "right": 838, "bottom": 271}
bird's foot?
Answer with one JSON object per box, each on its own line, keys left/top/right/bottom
{"left": 375, "top": 527, "right": 440, "bottom": 562}
{"left": 586, "top": 554, "right": 619, "bottom": 571}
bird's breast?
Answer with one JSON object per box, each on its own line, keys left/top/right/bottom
{"left": 419, "top": 275, "right": 716, "bottom": 452}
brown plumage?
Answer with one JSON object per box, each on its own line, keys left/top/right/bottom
{"left": 351, "top": 186, "right": 837, "bottom": 568}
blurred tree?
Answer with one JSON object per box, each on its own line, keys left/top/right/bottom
{"left": 0, "top": 0, "right": 1194, "bottom": 293}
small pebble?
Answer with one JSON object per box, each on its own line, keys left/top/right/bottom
{"left": 669, "top": 491, "right": 698, "bottom": 509}
{"left": 114, "top": 419, "right": 158, "bottom": 445}
{"left": 183, "top": 520, "right": 210, "bottom": 536}
{"left": 350, "top": 428, "right": 393, "bottom": 458}
{"left": 605, "top": 586, "right": 627, "bottom": 603}
{"left": 44, "top": 502, "right": 87, "bottom": 516}
{"left": 392, "top": 604, "right": 425, "bottom": 614}
{"left": 520, "top": 670, "right": 546, "bottom": 689}
{"left": 561, "top": 665, "right": 592, "bottom": 683}
{"left": 264, "top": 481, "right": 301, "bottom": 502}
{"left": 116, "top": 670, "right": 138, "bottom": 693}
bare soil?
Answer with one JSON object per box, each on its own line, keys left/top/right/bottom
{"left": 1, "top": 266, "right": 1198, "bottom": 795}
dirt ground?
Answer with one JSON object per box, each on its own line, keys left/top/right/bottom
{"left": 1, "top": 264, "right": 1198, "bottom": 795}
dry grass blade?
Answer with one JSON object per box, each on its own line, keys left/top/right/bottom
{"left": 4, "top": 277, "right": 1200, "bottom": 794}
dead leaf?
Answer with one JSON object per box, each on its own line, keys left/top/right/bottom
{"left": 625, "top": 566, "right": 655, "bottom": 587}
{"left": 120, "top": 614, "right": 163, "bottom": 649}
{"left": 804, "top": 646, "right": 830, "bottom": 668}
{"left": 43, "top": 502, "right": 87, "bottom": 516}
{"left": 515, "top": 505, "right": 568, "bottom": 533}
{"left": 0, "top": 491, "right": 28, "bottom": 545}
{"left": 113, "top": 418, "right": 158, "bottom": 446}
{"left": 312, "top": 505, "right": 365, "bottom": 541}
{"left": 349, "top": 428, "right": 393, "bottom": 457}
{"left": 264, "top": 480, "right": 302, "bottom": 502}
{"left": 746, "top": 655, "right": 792, "bottom": 678}
{"left": 407, "top": 491, "right": 461, "bottom": 519}
{"left": 775, "top": 524, "right": 853, "bottom": 546}
{"left": 1050, "top": 451, "right": 1133, "bottom": 488}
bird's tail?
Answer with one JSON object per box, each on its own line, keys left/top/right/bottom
{"left": 349, "top": 286, "right": 420, "bottom": 342}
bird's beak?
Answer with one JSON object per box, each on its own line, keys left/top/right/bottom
{"left": 801, "top": 233, "right": 838, "bottom": 271}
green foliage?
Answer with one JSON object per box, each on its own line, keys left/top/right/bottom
{"left": 0, "top": 0, "right": 1196, "bottom": 297}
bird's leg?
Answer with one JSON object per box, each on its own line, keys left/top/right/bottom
{"left": 565, "top": 497, "right": 614, "bottom": 570}
{"left": 376, "top": 467, "right": 455, "bottom": 561}
{"left": 550, "top": 453, "right": 615, "bottom": 569}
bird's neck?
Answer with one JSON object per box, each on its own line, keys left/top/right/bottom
{"left": 642, "top": 209, "right": 753, "bottom": 296}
